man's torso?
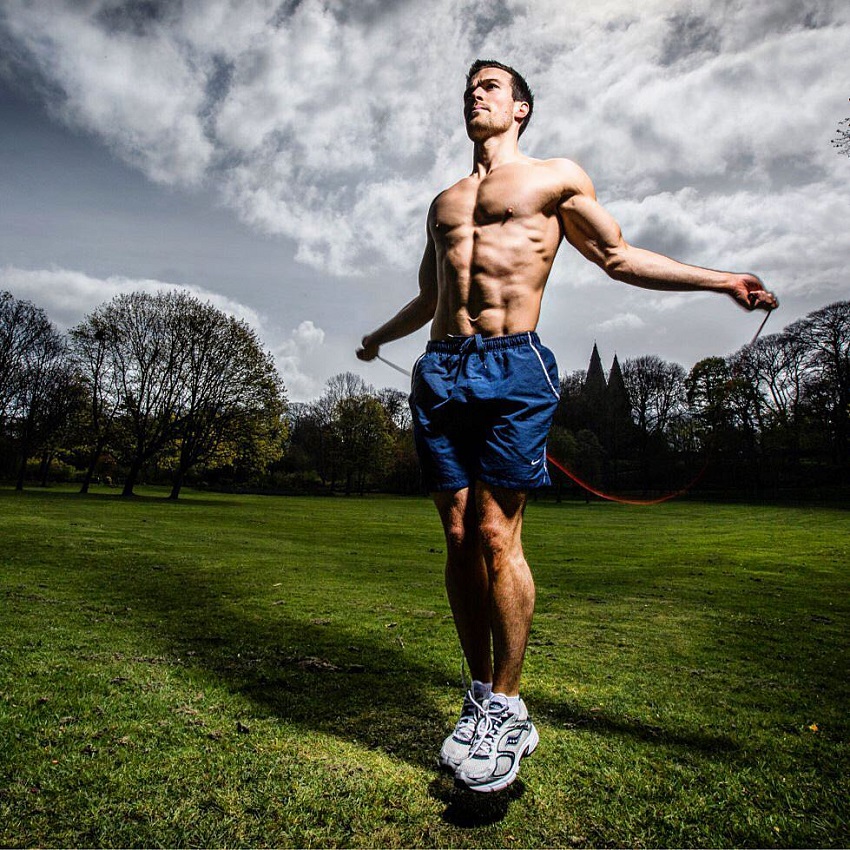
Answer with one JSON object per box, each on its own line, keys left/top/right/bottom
{"left": 428, "top": 157, "right": 573, "bottom": 339}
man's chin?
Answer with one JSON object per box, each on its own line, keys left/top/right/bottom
{"left": 465, "top": 122, "right": 492, "bottom": 142}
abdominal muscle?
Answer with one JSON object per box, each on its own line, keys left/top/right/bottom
{"left": 431, "top": 278, "right": 543, "bottom": 338}
{"left": 430, "top": 222, "right": 559, "bottom": 339}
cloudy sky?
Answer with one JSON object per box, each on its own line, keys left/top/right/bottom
{"left": 1, "top": 0, "right": 848, "bottom": 401}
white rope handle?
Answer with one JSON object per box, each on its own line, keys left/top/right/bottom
{"left": 376, "top": 353, "right": 412, "bottom": 378}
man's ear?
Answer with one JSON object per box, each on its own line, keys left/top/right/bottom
{"left": 514, "top": 101, "right": 530, "bottom": 121}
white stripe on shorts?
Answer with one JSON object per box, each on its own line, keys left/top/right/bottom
{"left": 527, "top": 332, "right": 560, "bottom": 399}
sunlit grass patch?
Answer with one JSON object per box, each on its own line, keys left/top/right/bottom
{"left": 0, "top": 486, "right": 847, "bottom": 847}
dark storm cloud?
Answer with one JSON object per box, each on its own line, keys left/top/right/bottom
{"left": 94, "top": 0, "right": 182, "bottom": 36}
{"left": 659, "top": 13, "right": 721, "bottom": 66}
{"left": 627, "top": 210, "right": 699, "bottom": 260}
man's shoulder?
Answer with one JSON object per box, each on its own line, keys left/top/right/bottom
{"left": 534, "top": 157, "right": 594, "bottom": 196}
{"left": 434, "top": 174, "right": 476, "bottom": 197}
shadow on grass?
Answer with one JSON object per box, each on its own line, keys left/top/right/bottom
{"left": 428, "top": 773, "right": 526, "bottom": 827}
{"left": 106, "top": 557, "right": 749, "bottom": 826}
{"left": 4, "top": 486, "right": 243, "bottom": 508}
{"left": 99, "top": 554, "right": 523, "bottom": 825}
{"left": 537, "top": 700, "right": 741, "bottom": 757}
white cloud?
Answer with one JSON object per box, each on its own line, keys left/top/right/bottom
{"left": 1, "top": 0, "right": 848, "bottom": 382}
{"left": 273, "top": 319, "right": 328, "bottom": 401}
{"left": 0, "top": 265, "right": 264, "bottom": 330}
{"left": 596, "top": 312, "right": 646, "bottom": 332}
{"left": 0, "top": 264, "right": 333, "bottom": 401}
{"left": 5, "top": 1, "right": 848, "bottom": 276}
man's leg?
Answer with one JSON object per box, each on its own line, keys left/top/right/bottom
{"left": 475, "top": 481, "right": 534, "bottom": 696}
{"left": 433, "top": 487, "right": 492, "bottom": 684}
{"left": 433, "top": 486, "right": 495, "bottom": 772}
{"left": 453, "top": 480, "right": 539, "bottom": 792}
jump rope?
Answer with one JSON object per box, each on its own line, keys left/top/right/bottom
{"left": 372, "top": 308, "right": 775, "bottom": 506}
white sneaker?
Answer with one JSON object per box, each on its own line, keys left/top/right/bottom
{"left": 438, "top": 689, "right": 484, "bottom": 772}
{"left": 455, "top": 695, "right": 539, "bottom": 793}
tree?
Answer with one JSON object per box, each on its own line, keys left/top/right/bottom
{"left": 833, "top": 101, "right": 850, "bottom": 157}
{"left": 375, "top": 387, "right": 419, "bottom": 493}
{"left": 310, "top": 372, "right": 374, "bottom": 491}
{"left": 622, "top": 354, "right": 687, "bottom": 491}
{"left": 792, "top": 301, "right": 850, "bottom": 463}
{"left": 332, "top": 394, "right": 393, "bottom": 495}
{"left": 285, "top": 401, "right": 331, "bottom": 487}
{"left": 622, "top": 355, "right": 687, "bottom": 438}
{"left": 76, "top": 290, "right": 288, "bottom": 498}
{"left": 749, "top": 331, "right": 808, "bottom": 432}
{"left": 547, "top": 425, "right": 577, "bottom": 502}
{"left": 83, "top": 291, "right": 190, "bottom": 496}
{"left": 0, "top": 292, "right": 55, "bottom": 429}
{"left": 69, "top": 315, "right": 124, "bottom": 493}
{"left": 686, "top": 356, "right": 735, "bottom": 438}
{"left": 376, "top": 387, "right": 411, "bottom": 431}
{"left": 165, "top": 299, "right": 287, "bottom": 499}
{"left": 554, "top": 370, "right": 588, "bottom": 432}
{"left": 0, "top": 299, "right": 76, "bottom": 490}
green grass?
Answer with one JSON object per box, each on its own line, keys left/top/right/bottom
{"left": 0, "top": 485, "right": 847, "bottom": 848}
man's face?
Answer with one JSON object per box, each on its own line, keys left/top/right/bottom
{"left": 463, "top": 67, "right": 524, "bottom": 142}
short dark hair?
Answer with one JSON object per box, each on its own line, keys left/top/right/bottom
{"left": 466, "top": 59, "right": 534, "bottom": 137}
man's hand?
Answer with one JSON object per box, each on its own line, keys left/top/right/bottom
{"left": 727, "top": 274, "right": 779, "bottom": 312}
{"left": 356, "top": 335, "right": 380, "bottom": 361}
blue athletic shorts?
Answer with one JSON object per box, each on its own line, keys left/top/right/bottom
{"left": 409, "top": 331, "right": 560, "bottom": 492}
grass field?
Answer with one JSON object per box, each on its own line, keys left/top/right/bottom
{"left": 0, "top": 485, "right": 847, "bottom": 848}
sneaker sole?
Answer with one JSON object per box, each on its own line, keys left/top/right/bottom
{"left": 455, "top": 725, "right": 539, "bottom": 793}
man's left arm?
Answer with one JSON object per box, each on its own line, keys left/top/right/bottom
{"left": 557, "top": 167, "right": 778, "bottom": 312}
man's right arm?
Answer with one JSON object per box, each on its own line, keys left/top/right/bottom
{"left": 357, "top": 226, "right": 438, "bottom": 361}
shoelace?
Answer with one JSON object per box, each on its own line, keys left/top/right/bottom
{"left": 454, "top": 692, "right": 481, "bottom": 742}
{"left": 467, "top": 697, "right": 510, "bottom": 758}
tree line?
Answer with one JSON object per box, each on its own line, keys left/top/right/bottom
{"left": 1, "top": 289, "right": 847, "bottom": 499}
{"left": 553, "top": 300, "right": 849, "bottom": 499}
{"left": 1, "top": 290, "right": 285, "bottom": 499}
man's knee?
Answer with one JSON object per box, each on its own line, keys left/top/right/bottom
{"left": 478, "top": 518, "right": 515, "bottom": 564}
{"left": 476, "top": 482, "right": 526, "bottom": 566}
{"left": 434, "top": 489, "right": 477, "bottom": 557}
{"left": 444, "top": 516, "right": 472, "bottom": 555}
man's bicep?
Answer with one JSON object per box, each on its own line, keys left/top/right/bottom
{"left": 559, "top": 194, "right": 627, "bottom": 270}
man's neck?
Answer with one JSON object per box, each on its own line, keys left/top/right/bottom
{"left": 471, "top": 133, "right": 522, "bottom": 176}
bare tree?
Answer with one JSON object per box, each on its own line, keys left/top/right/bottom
{"left": 0, "top": 299, "right": 75, "bottom": 490}
{"left": 793, "top": 300, "right": 850, "bottom": 462}
{"left": 69, "top": 315, "right": 124, "bottom": 493}
{"left": 833, "top": 100, "right": 850, "bottom": 157}
{"left": 0, "top": 292, "right": 55, "bottom": 428}
{"left": 622, "top": 355, "right": 687, "bottom": 437}
{"left": 85, "top": 291, "right": 190, "bottom": 496}
{"left": 748, "top": 331, "right": 808, "bottom": 430}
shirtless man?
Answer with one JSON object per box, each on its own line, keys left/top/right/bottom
{"left": 357, "top": 59, "right": 777, "bottom": 793}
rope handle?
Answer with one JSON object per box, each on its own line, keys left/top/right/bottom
{"left": 376, "top": 353, "right": 412, "bottom": 377}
